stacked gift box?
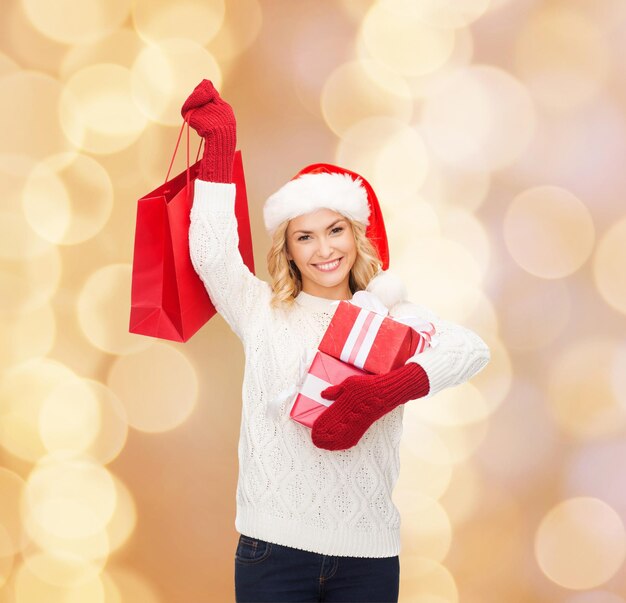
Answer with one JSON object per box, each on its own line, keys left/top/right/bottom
{"left": 290, "top": 292, "right": 436, "bottom": 428}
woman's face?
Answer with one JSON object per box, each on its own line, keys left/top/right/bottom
{"left": 285, "top": 208, "right": 357, "bottom": 300}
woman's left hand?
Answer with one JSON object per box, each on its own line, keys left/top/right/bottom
{"left": 311, "top": 362, "right": 430, "bottom": 451}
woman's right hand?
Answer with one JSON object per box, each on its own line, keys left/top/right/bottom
{"left": 180, "top": 79, "right": 236, "bottom": 183}
{"left": 181, "top": 79, "right": 236, "bottom": 137}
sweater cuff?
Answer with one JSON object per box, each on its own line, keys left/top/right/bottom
{"left": 405, "top": 348, "right": 450, "bottom": 399}
{"left": 191, "top": 179, "right": 236, "bottom": 217}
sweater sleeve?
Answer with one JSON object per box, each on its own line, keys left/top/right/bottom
{"left": 188, "top": 178, "right": 271, "bottom": 341}
{"left": 392, "top": 301, "right": 491, "bottom": 399}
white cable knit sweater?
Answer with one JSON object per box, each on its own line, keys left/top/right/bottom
{"left": 188, "top": 179, "right": 491, "bottom": 558}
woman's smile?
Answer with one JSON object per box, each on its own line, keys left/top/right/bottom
{"left": 312, "top": 257, "right": 343, "bottom": 272}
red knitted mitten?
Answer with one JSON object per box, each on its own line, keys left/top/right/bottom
{"left": 311, "top": 362, "right": 430, "bottom": 451}
{"left": 181, "top": 79, "right": 236, "bottom": 183}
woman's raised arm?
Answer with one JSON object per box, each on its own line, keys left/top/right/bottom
{"left": 184, "top": 80, "right": 271, "bottom": 341}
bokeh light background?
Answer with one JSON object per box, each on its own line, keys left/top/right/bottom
{"left": 1, "top": 0, "right": 626, "bottom": 601}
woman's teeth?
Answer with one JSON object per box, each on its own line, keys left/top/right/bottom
{"left": 314, "top": 258, "right": 341, "bottom": 272}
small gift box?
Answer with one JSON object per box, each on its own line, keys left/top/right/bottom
{"left": 318, "top": 291, "right": 436, "bottom": 375}
{"left": 289, "top": 351, "right": 370, "bottom": 428}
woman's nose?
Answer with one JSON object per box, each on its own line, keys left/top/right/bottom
{"left": 316, "top": 238, "right": 334, "bottom": 258}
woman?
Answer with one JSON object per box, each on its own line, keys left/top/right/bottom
{"left": 183, "top": 80, "right": 490, "bottom": 603}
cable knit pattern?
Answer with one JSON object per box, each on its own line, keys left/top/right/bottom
{"left": 188, "top": 179, "right": 491, "bottom": 557}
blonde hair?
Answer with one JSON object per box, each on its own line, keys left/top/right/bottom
{"left": 266, "top": 217, "right": 383, "bottom": 310}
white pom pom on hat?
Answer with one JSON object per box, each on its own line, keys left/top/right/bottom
{"left": 365, "top": 269, "right": 409, "bottom": 310}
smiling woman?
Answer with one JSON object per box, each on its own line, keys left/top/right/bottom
{"left": 183, "top": 79, "right": 490, "bottom": 603}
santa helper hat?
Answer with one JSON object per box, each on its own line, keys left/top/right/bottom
{"left": 263, "top": 163, "right": 409, "bottom": 309}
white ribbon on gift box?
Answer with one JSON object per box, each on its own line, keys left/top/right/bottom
{"left": 298, "top": 373, "right": 334, "bottom": 408}
{"left": 329, "top": 290, "right": 438, "bottom": 370}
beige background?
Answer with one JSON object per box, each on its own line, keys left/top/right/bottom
{"left": 1, "top": 0, "right": 626, "bottom": 601}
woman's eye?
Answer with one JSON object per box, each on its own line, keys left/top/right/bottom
{"left": 331, "top": 227, "right": 344, "bottom": 234}
{"left": 297, "top": 235, "right": 309, "bottom": 241}
{"left": 297, "top": 227, "right": 343, "bottom": 242}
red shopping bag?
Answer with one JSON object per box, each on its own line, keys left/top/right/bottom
{"left": 129, "top": 120, "right": 255, "bottom": 342}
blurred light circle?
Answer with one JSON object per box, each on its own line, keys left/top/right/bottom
{"left": 535, "top": 497, "right": 626, "bottom": 589}
{"left": 77, "top": 264, "right": 151, "bottom": 356}
{"left": 566, "top": 439, "right": 626, "bottom": 523}
{"left": 336, "top": 116, "right": 412, "bottom": 183}
{"left": 394, "top": 490, "right": 452, "bottom": 562}
{"left": 131, "top": 38, "right": 221, "bottom": 126}
{"left": 106, "top": 342, "right": 198, "bottom": 433}
{"left": 419, "top": 161, "right": 491, "bottom": 213}
{"left": 0, "top": 72, "right": 79, "bottom": 160}
{"left": 0, "top": 304, "right": 56, "bottom": 377}
{"left": 25, "top": 453, "right": 117, "bottom": 539}
{"left": 132, "top": 0, "right": 225, "bottom": 45}
{"left": 566, "top": 592, "right": 625, "bottom": 603}
{"left": 100, "top": 570, "right": 123, "bottom": 603}
{"left": 104, "top": 566, "right": 162, "bottom": 603}
{"left": 105, "top": 473, "right": 137, "bottom": 554}
{"left": 60, "top": 28, "right": 145, "bottom": 79}
{"left": 0, "top": 523, "right": 14, "bottom": 587}
{"left": 422, "top": 65, "right": 535, "bottom": 171}
{"left": 384, "top": 198, "right": 441, "bottom": 257}
{"left": 412, "top": 382, "right": 490, "bottom": 427}
{"left": 512, "top": 97, "right": 626, "bottom": 220}
{"left": 497, "top": 273, "right": 571, "bottom": 351}
{"left": 0, "top": 243, "right": 61, "bottom": 316}
{"left": 378, "top": 0, "right": 490, "bottom": 29}
{"left": 0, "top": 51, "right": 19, "bottom": 76}
{"left": 476, "top": 379, "right": 559, "bottom": 485}
{"left": 22, "top": 506, "right": 110, "bottom": 575}
{"left": 361, "top": 1, "right": 455, "bottom": 77}
{"left": 395, "top": 237, "right": 484, "bottom": 319}
{"left": 593, "top": 218, "right": 626, "bottom": 315}
{"left": 448, "top": 485, "right": 522, "bottom": 587}
{"left": 373, "top": 125, "right": 430, "bottom": 204}
{"left": 0, "top": 358, "right": 78, "bottom": 462}
{"left": 0, "top": 154, "right": 51, "bottom": 261}
{"left": 321, "top": 61, "right": 412, "bottom": 138}
{"left": 612, "top": 342, "right": 626, "bottom": 412}
{"left": 398, "top": 556, "right": 458, "bottom": 601}
{"left": 13, "top": 558, "right": 105, "bottom": 602}
{"left": 424, "top": 420, "right": 489, "bottom": 464}
{"left": 515, "top": 7, "right": 609, "bottom": 111}
{"left": 22, "top": 153, "right": 113, "bottom": 245}
{"left": 399, "top": 420, "right": 452, "bottom": 500}
{"left": 504, "top": 185, "right": 595, "bottom": 279}
{"left": 0, "top": 469, "right": 28, "bottom": 556}
{"left": 22, "top": 550, "right": 103, "bottom": 589}
{"left": 21, "top": 0, "right": 130, "bottom": 45}
{"left": 38, "top": 378, "right": 101, "bottom": 455}
{"left": 358, "top": 24, "right": 474, "bottom": 101}
{"left": 547, "top": 339, "right": 625, "bottom": 440}
{"left": 59, "top": 63, "right": 147, "bottom": 155}
{"left": 74, "top": 381, "right": 128, "bottom": 466}
{"left": 208, "top": 0, "right": 263, "bottom": 63}
{"left": 438, "top": 462, "right": 482, "bottom": 526}
{"left": 440, "top": 208, "right": 491, "bottom": 278}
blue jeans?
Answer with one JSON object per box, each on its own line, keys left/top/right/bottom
{"left": 234, "top": 534, "right": 400, "bottom": 603}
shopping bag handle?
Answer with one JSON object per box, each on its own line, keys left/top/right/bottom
{"left": 164, "top": 113, "right": 204, "bottom": 186}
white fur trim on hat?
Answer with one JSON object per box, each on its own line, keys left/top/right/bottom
{"left": 263, "top": 172, "right": 370, "bottom": 236}
{"left": 365, "top": 269, "right": 408, "bottom": 310}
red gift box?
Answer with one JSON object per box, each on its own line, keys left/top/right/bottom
{"left": 318, "top": 295, "right": 435, "bottom": 375}
{"left": 290, "top": 351, "right": 370, "bottom": 428}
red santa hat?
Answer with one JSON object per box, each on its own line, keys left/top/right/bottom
{"left": 264, "top": 163, "right": 389, "bottom": 268}
{"left": 263, "top": 163, "right": 409, "bottom": 308}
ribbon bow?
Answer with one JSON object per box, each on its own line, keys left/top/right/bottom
{"left": 335, "top": 290, "right": 439, "bottom": 351}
